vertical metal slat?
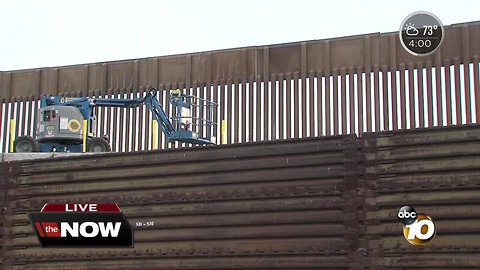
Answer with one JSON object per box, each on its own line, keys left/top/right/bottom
{"left": 111, "top": 92, "right": 119, "bottom": 152}
{"left": 220, "top": 81, "right": 226, "bottom": 143}
{"left": 9, "top": 99, "right": 15, "bottom": 152}
{"left": 130, "top": 92, "right": 138, "bottom": 151}
{"left": 325, "top": 73, "right": 331, "bottom": 136}
{"left": 474, "top": 56, "right": 480, "bottom": 122}
{"left": 317, "top": 73, "right": 324, "bottom": 136}
{"left": 3, "top": 101, "right": 10, "bottom": 152}
{"left": 189, "top": 83, "right": 196, "bottom": 137}
{"left": 293, "top": 72, "right": 299, "bottom": 138}
{"left": 226, "top": 81, "right": 232, "bottom": 144}
{"left": 332, "top": 70, "right": 339, "bottom": 135}
{"left": 124, "top": 92, "right": 131, "bottom": 152}
{"left": 118, "top": 92, "right": 126, "bottom": 152}
{"left": 381, "top": 67, "right": 389, "bottom": 131}
{"left": 255, "top": 77, "right": 261, "bottom": 142}
{"left": 453, "top": 59, "right": 462, "bottom": 125}
{"left": 248, "top": 77, "right": 254, "bottom": 142}
{"left": 444, "top": 61, "right": 453, "bottom": 126}
{"left": 21, "top": 98, "right": 29, "bottom": 137}
{"left": 365, "top": 69, "right": 372, "bottom": 133}
{"left": 270, "top": 75, "right": 277, "bottom": 140}
{"left": 213, "top": 81, "right": 220, "bottom": 144}
{"left": 463, "top": 61, "right": 472, "bottom": 124}
{"left": 340, "top": 69, "right": 347, "bottom": 134}
{"left": 356, "top": 69, "right": 363, "bottom": 134}
{"left": 389, "top": 36, "right": 397, "bottom": 131}
{"left": 462, "top": 26, "right": 472, "bottom": 124}
{"left": 15, "top": 98, "right": 22, "bottom": 139}
{"left": 407, "top": 63, "right": 415, "bottom": 128}
{"left": 308, "top": 71, "right": 315, "bottom": 137}
{"left": 233, "top": 81, "right": 240, "bottom": 143}
{"left": 278, "top": 74, "right": 285, "bottom": 140}
{"left": 263, "top": 78, "right": 269, "bottom": 141}
{"left": 301, "top": 74, "right": 307, "bottom": 138}
{"left": 198, "top": 83, "right": 205, "bottom": 145}
{"left": 426, "top": 61, "right": 434, "bottom": 127}
{"left": 417, "top": 63, "right": 425, "bottom": 128}
{"left": 349, "top": 69, "right": 356, "bottom": 133}
{"left": 399, "top": 64, "right": 406, "bottom": 129}
{"left": 285, "top": 73, "right": 292, "bottom": 139}
{"left": 241, "top": 80, "right": 247, "bottom": 143}
{"left": 373, "top": 67, "right": 380, "bottom": 132}
{"left": 435, "top": 53, "right": 443, "bottom": 126}
{"left": 137, "top": 91, "right": 145, "bottom": 151}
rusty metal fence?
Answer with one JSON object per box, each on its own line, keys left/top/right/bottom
{"left": 0, "top": 21, "right": 479, "bottom": 152}
{"left": 1, "top": 135, "right": 364, "bottom": 269}
{"left": 362, "top": 124, "right": 480, "bottom": 269}
{"left": 1, "top": 124, "right": 480, "bottom": 269}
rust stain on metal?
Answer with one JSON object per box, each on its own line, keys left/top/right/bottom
{"left": 1, "top": 125, "right": 480, "bottom": 268}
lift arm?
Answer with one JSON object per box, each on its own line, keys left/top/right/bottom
{"left": 41, "top": 89, "right": 176, "bottom": 139}
{"left": 42, "top": 96, "right": 144, "bottom": 120}
{"left": 141, "top": 89, "right": 175, "bottom": 138}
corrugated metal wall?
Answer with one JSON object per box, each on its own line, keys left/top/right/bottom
{"left": 0, "top": 135, "right": 365, "bottom": 269}
{"left": 0, "top": 21, "right": 478, "bottom": 152}
{"left": 1, "top": 124, "right": 480, "bottom": 269}
{"left": 363, "top": 124, "right": 480, "bottom": 269}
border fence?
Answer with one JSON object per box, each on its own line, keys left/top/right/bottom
{"left": 0, "top": 21, "right": 479, "bottom": 152}
{"left": 0, "top": 124, "right": 480, "bottom": 269}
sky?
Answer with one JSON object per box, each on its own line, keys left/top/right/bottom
{"left": 0, "top": 0, "right": 479, "bottom": 71}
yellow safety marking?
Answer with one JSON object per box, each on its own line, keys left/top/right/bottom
{"left": 9, "top": 119, "right": 15, "bottom": 152}
{"left": 82, "top": 120, "right": 87, "bottom": 152}
{"left": 221, "top": 120, "right": 226, "bottom": 145}
{"left": 152, "top": 120, "right": 158, "bottom": 150}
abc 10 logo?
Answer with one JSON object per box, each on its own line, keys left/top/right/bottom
{"left": 397, "top": 206, "right": 436, "bottom": 245}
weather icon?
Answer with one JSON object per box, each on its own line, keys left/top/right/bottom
{"left": 404, "top": 23, "right": 419, "bottom": 36}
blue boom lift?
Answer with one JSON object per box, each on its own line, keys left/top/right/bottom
{"left": 14, "top": 88, "right": 217, "bottom": 152}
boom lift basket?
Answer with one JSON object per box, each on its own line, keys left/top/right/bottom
{"left": 169, "top": 90, "right": 218, "bottom": 144}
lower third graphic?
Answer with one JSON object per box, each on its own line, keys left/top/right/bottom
{"left": 28, "top": 203, "right": 133, "bottom": 247}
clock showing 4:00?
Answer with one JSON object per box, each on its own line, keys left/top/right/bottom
{"left": 399, "top": 11, "right": 444, "bottom": 56}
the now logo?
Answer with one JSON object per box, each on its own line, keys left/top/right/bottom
{"left": 397, "top": 205, "right": 436, "bottom": 246}
{"left": 34, "top": 221, "right": 122, "bottom": 238}
{"left": 29, "top": 203, "right": 133, "bottom": 247}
